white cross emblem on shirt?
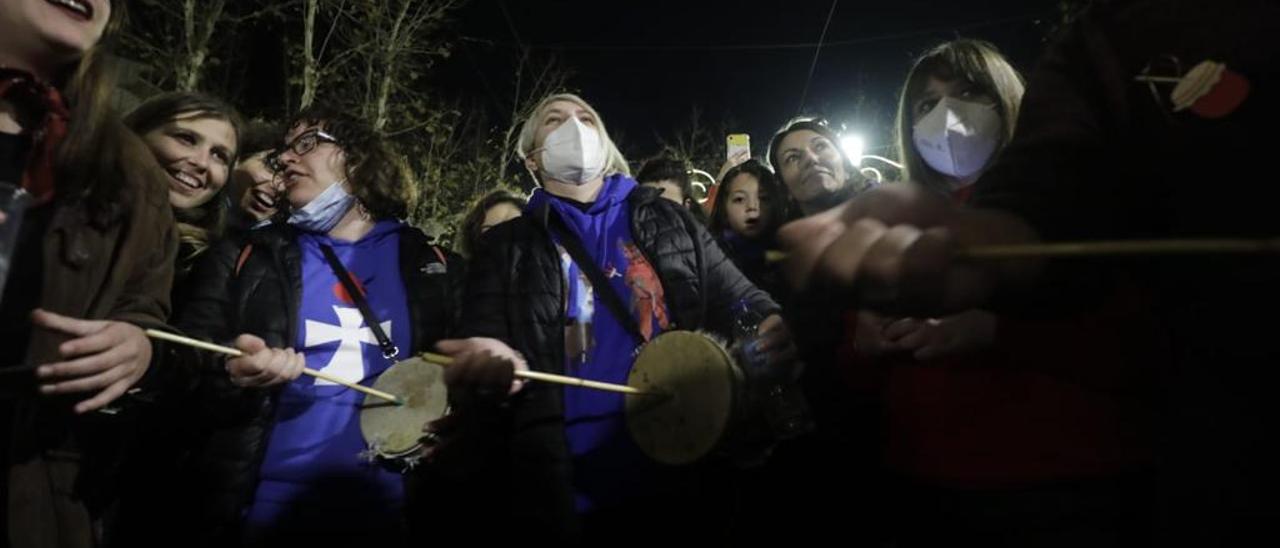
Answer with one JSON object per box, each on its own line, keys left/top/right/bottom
{"left": 303, "top": 306, "right": 391, "bottom": 385}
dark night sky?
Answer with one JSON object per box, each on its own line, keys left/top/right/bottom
{"left": 439, "top": 0, "right": 1062, "bottom": 164}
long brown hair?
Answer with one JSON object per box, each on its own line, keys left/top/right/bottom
{"left": 55, "top": 0, "right": 135, "bottom": 224}
{"left": 125, "top": 91, "right": 243, "bottom": 258}
{"left": 894, "top": 39, "right": 1025, "bottom": 193}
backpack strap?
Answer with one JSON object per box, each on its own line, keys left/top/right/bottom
{"left": 429, "top": 245, "right": 448, "bottom": 266}
{"left": 234, "top": 243, "right": 254, "bottom": 277}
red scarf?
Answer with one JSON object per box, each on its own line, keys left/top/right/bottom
{"left": 0, "top": 68, "right": 69, "bottom": 206}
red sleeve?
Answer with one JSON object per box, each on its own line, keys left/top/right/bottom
{"left": 995, "top": 280, "right": 1166, "bottom": 392}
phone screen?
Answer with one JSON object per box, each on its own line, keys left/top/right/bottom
{"left": 726, "top": 133, "right": 750, "bottom": 161}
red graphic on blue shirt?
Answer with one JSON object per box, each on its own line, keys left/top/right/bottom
{"left": 245, "top": 221, "right": 409, "bottom": 537}
{"left": 528, "top": 174, "right": 675, "bottom": 512}
{"left": 621, "top": 243, "right": 669, "bottom": 341}
{"left": 332, "top": 274, "right": 366, "bottom": 305}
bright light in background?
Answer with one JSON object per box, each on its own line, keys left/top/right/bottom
{"left": 841, "top": 134, "right": 865, "bottom": 167}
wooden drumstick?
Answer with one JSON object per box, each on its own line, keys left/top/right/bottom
{"left": 417, "top": 352, "right": 665, "bottom": 397}
{"left": 952, "top": 238, "right": 1280, "bottom": 258}
{"left": 765, "top": 238, "right": 1280, "bottom": 263}
{"left": 144, "top": 329, "right": 405, "bottom": 405}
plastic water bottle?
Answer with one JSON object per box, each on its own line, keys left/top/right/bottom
{"left": 732, "top": 300, "right": 814, "bottom": 440}
{"left": 0, "top": 183, "right": 30, "bottom": 299}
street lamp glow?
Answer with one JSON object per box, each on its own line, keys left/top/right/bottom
{"left": 841, "top": 134, "right": 865, "bottom": 166}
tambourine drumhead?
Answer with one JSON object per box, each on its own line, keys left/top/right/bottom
{"left": 626, "top": 331, "right": 738, "bottom": 466}
{"left": 360, "top": 356, "right": 448, "bottom": 458}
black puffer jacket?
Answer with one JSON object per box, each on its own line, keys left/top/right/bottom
{"left": 173, "top": 223, "right": 464, "bottom": 543}
{"left": 455, "top": 185, "right": 779, "bottom": 538}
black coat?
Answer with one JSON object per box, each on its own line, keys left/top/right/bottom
{"left": 454, "top": 185, "right": 779, "bottom": 539}
{"left": 173, "top": 223, "right": 464, "bottom": 543}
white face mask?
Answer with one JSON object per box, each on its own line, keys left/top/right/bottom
{"left": 912, "top": 96, "right": 1002, "bottom": 182}
{"left": 288, "top": 180, "right": 355, "bottom": 233}
{"left": 538, "top": 116, "right": 607, "bottom": 185}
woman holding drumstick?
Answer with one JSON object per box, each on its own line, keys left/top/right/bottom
{"left": 172, "top": 107, "right": 468, "bottom": 546}
{"left": 433, "top": 93, "right": 797, "bottom": 542}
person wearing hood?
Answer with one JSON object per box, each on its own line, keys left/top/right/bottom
{"left": 169, "top": 106, "right": 465, "bottom": 546}
{"left": 434, "top": 93, "right": 793, "bottom": 541}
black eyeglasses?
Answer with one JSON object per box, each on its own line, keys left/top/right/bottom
{"left": 266, "top": 129, "right": 340, "bottom": 173}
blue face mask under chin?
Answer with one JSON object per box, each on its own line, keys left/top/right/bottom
{"left": 288, "top": 180, "right": 356, "bottom": 233}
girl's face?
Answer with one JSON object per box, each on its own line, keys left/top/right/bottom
{"left": 723, "top": 173, "right": 772, "bottom": 239}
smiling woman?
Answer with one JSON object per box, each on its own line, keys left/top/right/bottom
{"left": 45, "top": 0, "right": 93, "bottom": 18}
{"left": 164, "top": 105, "right": 467, "bottom": 546}
{"left": 0, "top": 0, "right": 194, "bottom": 546}
{"left": 0, "top": 0, "right": 108, "bottom": 77}
{"left": 439, "top": 92, "right": 789, "bottom": 541}
{"left": 125, "top": 91, "right": 243, "bottom": 294}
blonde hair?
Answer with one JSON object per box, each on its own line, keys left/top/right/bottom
{"left": 515, "top": 93, "right": 630, "bottom": 181}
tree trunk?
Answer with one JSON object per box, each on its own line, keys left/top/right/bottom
{"left": 372, "top": 1, "right": 412, "bottom": 132}
{"left": 301, "top": 0, "right": 320, "bottom": 108}
{"left": 178, "top": 0, "right": 225, "bottom": 92}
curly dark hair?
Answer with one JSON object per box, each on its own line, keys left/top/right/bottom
{"left": 284, "top": 105, "right": 417, "bottom": 220}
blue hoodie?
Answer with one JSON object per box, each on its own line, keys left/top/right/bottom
{"left": 245, "top": 220, "right": 409, "bottom": 536}
{"left": 526, "top": 174, "right": 674, "bottom": 512}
